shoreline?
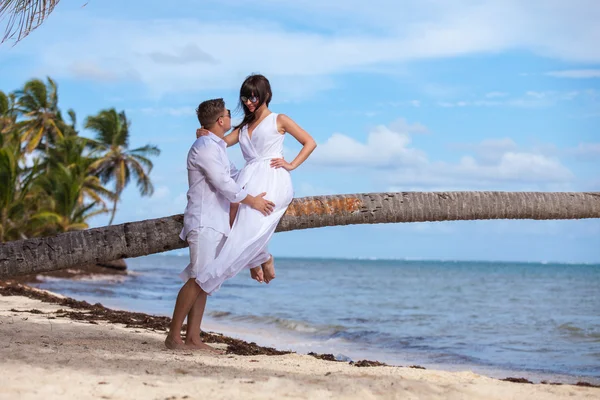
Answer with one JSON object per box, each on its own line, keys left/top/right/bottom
{"left": 23, "top": 268, "right": 600, "bottom": 385}
{"left": 1, "top": 281, "right": 598, "bottom": 399}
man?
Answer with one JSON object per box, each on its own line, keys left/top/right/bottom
{"left": 165, "top": 98, "right": 275, "bottom": 351}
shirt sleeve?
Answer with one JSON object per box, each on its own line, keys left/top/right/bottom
{"left": 229, "top": 160, "right": 241, "bottom": 181}
{"left": 193, "top": 144, "right": 248, "bottom": 203}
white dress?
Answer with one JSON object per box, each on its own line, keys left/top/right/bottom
{"left": 196, "top": 113, "right": 294, "bottom": 295}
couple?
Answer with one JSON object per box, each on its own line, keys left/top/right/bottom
{"left": 165, "top": 74, "right": 317, "bottom": 351}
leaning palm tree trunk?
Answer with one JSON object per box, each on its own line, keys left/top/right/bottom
{"left": 1, "top": 191, "right": 599, "bottom": 278}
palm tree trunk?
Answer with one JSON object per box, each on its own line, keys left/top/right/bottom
{"left": 108, "top": 196, "right": 118, "bottom": 226}
{"left": 1, "top": 191, "right": 599, "bottom": 278}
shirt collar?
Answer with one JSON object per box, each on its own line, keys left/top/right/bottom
{"left": 206, "top": 131, "right": 226, "bottom": 147}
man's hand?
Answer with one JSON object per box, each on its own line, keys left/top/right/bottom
{"left": 242, "top": 192, "right": 275, "bottom": 216}
{"left": 196, "top": 128, "right": 210, "bottom": 138}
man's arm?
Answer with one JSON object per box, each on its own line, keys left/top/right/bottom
{"left": 229, "top": 160, "right": 241, "bottom": 181}
{"left": 194, "top": 144, "right": 275, "bottom": 215}
{"left": 197, "top": 128, "right": 240, "bottom": 148}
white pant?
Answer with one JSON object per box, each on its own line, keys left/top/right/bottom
{"left": 179, "top": 227, "right": 226, "bottom": 285}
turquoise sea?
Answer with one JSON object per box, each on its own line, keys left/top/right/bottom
{"left": 32, "top": 256, "right": 600, "bottom": 383}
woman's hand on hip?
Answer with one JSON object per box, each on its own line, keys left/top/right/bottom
{"left": 270, "top": 158, "right": 294, "bottom": 171}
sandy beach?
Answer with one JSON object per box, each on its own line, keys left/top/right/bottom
{"left": 1, "top": 282, "right": 598, "bottom": 400}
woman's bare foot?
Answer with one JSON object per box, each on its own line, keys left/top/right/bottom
{"left": 262, "top": 256, "right": 275, "bottom": 284}
{"left": 250, "top": 266, "right": 264, "bottom": 283}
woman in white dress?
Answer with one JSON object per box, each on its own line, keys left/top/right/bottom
{"left": 196, "top": 74, "right": 317, "bottom": 294}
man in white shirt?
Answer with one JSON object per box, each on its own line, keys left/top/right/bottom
{"left": 165, "top": 98, "right": 275, "bottom": 351}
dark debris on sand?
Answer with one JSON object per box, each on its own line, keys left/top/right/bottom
{"left": 575, "top": 382, "right": 600, "bottom": 388}
{"left": 350, "top": 360, "right": 389, "bottom": 367}
{"left": 505, "top": 378, "right": 600, "bottom": 389}
{"left": 307, "top": 352, "right": 392, "bottom": 367}
{"left": 0, "top": 281, "right": 288, "bottom": 356}
{"left": 8, "top": 263, "right": 127, "bottom": 284}
{"left": 308, "top": 352, "right": 338, "bottom": 362}
{"left": 502, "top": 377, "right": 534, "bottom": 384}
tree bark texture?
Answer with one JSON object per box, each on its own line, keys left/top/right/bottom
{"left": 1, "top": 191, "right": 599, "bottom": 278}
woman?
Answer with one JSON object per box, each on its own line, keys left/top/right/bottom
{"left": 195, "top": 74, "right": 316, "bottom": 293}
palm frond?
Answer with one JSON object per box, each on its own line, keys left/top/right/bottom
{"left": 71, "top": 201, "right": 98, "bottom": 221}
{"left": 128, "top": 153, "right": 154, "bottom": 171}
{"left": 1, "top": 0, "right": 61, "bottom": 44}
{"left": 24, "top": 126, "right": 44, "bottom": 152}
{"left": 130, "top": 144, "right": 161, "bottom": 157}
{"left": 128, "top": 157, "right": 154, "bottom": 196}
{"left": 116, "top": 110, "right": 130, "bottom": 147}
{"left": 84, "top": 108, "right": 122, "bottom": 145}
{"left": 30, "top": 210, "right": 62, "bottom": 225}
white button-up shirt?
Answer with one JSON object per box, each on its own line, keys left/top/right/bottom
{"left": 180, "top": 133, "right": 247, "bottom": 240}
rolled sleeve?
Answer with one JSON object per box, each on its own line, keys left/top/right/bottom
{"left": 194, "top": 145, "right": 247, "bottom": 203}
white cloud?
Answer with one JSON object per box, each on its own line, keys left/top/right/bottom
{"left": 69, "top": 61, "right": 119, "bottom": 82}
{"left": 388, "top": 118, "right": 429, "bottom": 134}
{"left": 5, "top": 0, "right": 599, "bottom": 97}
{"left": 386, "top": 100, "right": 422, "bottom": 108}
{"left": 136, "top": 107, "right": 196, "bottom": 117}
{"left": 315, "top": 120, "right": 575, "bottom": 190}
{"left": 437, "top": 90, "right": 591, "bottom": 108}
{"left": 312, "top": 124, "right": 427, "bottom": 168}
{"left": 147, "top": 44, "right": 218, "bottom": 65}
{"left": 152, "top": 185, "right": 171, "bottom": 200}
{"left": 485, "top": 92, "right": 509, "bottom": 98}
{"left": 546, "top": 69, "right": 600, "bottom": 78}
{"left": 451, "top": 138, "right": 519, "bottom": 164}
{"left": 567, "top": 143, "right": 600, "bottom": 159}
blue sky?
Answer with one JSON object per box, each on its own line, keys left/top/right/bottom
{"left": 1, "top": 0, "right": 599, "bottom": 262}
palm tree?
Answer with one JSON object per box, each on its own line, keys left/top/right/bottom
{"left": 41, "top": 134, "right": 116, "bottom": 209}
{"left": 85, "top": 108, "right": 160, "bottom": 225}
{"left": 1, "top": 191, "right": 599, "bottom": 277}
{"left": 30, "top": 163, "right": 107, "bottom": 235}
{"left": 15, "top": 77, "right": 63, "bottom": 153}
{"left": 0, "top": 0, "right": 61, "bottom": 44}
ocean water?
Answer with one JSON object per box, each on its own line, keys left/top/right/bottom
{"left": 32, "top": 255, "right": 600, "bottom": 382}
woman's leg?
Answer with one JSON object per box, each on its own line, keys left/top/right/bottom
{"left": 229, "top": 202, "right": 239, "bottom": 227}
{"left": 231, "top": 202, "right": 264, "bottom": 283}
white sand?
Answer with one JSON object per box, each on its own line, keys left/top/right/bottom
{"left": 1, "top": 292, "right": 597, "bottom": 400}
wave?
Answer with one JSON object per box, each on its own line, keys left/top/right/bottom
{"left": 37, "top": 273, "right": 128, "bottom": 284}
{"left": 557, "top": 323, "right": 600, "bottom": 341}
{"left": 208, "top": 311, "right": 347, "bottom": 336}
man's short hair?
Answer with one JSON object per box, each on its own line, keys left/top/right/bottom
{"left": 196, "top": 98, "right": 225, "bottom": 127}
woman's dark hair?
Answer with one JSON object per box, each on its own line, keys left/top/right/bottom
{"left": 234, "top": 74, "right": 272, "bottom": 131}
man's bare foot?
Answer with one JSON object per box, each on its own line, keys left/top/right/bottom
{"left": 262, "top": 256, "right": 275, "bottom": 284}
{"left": 185, "top": 338, "right": 225, "bottom": 354}
{"left": 250, "top": 266, "right": 264, "bottom": 283}
{"left": 165, "top": 335, "right": 187, "bottom": 350}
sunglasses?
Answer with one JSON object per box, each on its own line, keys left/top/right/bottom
{"left": 241, "top": 95, "right": 259, "bottom": 104}
{"left": 215, "top": 109, "right": 231, "bottom": 122}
